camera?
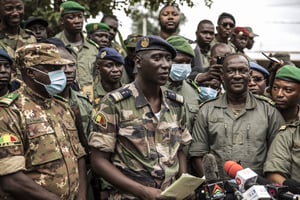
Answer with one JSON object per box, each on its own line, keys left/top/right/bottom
{"left": 216, "top": 56, "right": 225, "bottom": 65}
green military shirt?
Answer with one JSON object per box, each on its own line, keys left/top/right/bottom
{"left": 0, "top": 87, "right": 86, "bottom": 200}
{"left": 264, "top": 121, "right": 300, "bottom": 182}
{"left": 54, "top": 31, "right": 98, "bottom": 98}
{"left": 165, "top": 79, "right": 202, "bottom": 132}
{"left": 189, "top": 92, "right": 285, "bottom": 179}
{"left": 89, "top": 81, "right": 192, "bottom": 199}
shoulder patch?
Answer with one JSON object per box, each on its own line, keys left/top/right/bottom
{"left": 87, "top": 39, "right": 100, "bottom": 49}
{"left": 165, "top": 90, "right": 184, "bottom": 104}
{"left": 94, "top": 112, "right": 107, "bottom": 129}
{"left": 0, "top": 93, "right": 19, "bottom": 106}
{"left": 0, "top": 133, "right": 22, "bottom": 147}
{"left": 109, "top": 88, "right": 132, "bottom": 102}
{"left": 254, "top": 95, "right": 275, "bottom": 105}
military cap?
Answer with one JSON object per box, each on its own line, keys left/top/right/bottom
{"left": 124, "top": 33, "right": 143, "bottom": 48}
{"left": 0, "top": 48, "right": 13, "bottom": 65}
{"left": 166, "top": 35, "right": 195, "bottom": 58}
{"left": 244, "top": 26, "right": 259, "bottom": 38}
{"left": 24, "top": 17, "right": 48, "bottom": 29}
{"left": 135, "top": 35, "right": 176, "bottom": 58}
{"left": 275, "top": 65, "right": 300, "bottom": 84}
{"left": 250, "top": 62, "right": 269, "bottom": 77}
{"left": 85, "top": 23, "right": 110, "bottom": 34}
{"left": 16, "top": 43, "right": 73, "bottom": 69}
{"left": 60, "top": 1, "right": 85, "bottom": 16}
{"left": 233, "top": 27, "right": 250, "bottom": 37}
{"left": 97, "top": 47, "right": 124, "bottom": 65}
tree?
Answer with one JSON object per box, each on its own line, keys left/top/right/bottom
{"left": 23, "top": 0, "right": 213, "bottom": 37}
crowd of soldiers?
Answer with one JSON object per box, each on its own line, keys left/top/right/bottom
{"left": 0, "top": 0, "right": 299, "bottom": 200}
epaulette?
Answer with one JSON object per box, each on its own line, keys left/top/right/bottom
{"left": 53, "top": 94, "right": 68, "bottom": 102}
{"left": 186, "top": 79, "right": 201, "bottom": 93}
{"left": 23, "top": 28, "right": 36, "bottom": 38}
{"left": 109, "top": 88, "right": 132, "bottom": 102}
{"left": 278, "top": 125, "right": 288, "bottom": 132}
{"left": 198, "top": 95, "right": 219, "bottom": 108}
{"left": 87, "top": 39, "right": 99, "bottom": 49}
{"left": 165, "top": 90, "right": 184, "bottom": 104}
{"left": 254, "top": 94, "right": 275, "bottom": 106}
{"left": 0, "top": 93, "right": 19, "bottom": 106}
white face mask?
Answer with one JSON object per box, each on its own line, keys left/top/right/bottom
{"left": 32, "top": 68, "right": 67, "bottom": 96}
{"left": 169, "top": 63, "right": 192, "bottom": 81}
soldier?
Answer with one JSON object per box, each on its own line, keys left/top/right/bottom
{"left": 189, "top": 53, "right": 284, "bottom": 179}
{"left": 89, "top": 35, "right": 192, "bottom": 199}
{"left": 248, "top": 61, "right": 270, "bottom": 96}
{"left": 23, "top": 17, "right": 48, "bottom": 42}
{"left": 85, "top": 23, "right": 110, "bottom": 49}
{"left": 264, "top": 65, "right": 300, "bottom": 194}
{"left": 0, "top": 43, "right": 87, "bottom": 200}
{"left": 0, "top": 48, "right": 14, "bottom": 97}
{"left": 0, "top": 0, "right": 36, "bottom": 76}
{"left": 55, "top": 0, "right": 98, "bottom": 101}
{"left": 93, "top": 47, "right": 124, "bottom": 109}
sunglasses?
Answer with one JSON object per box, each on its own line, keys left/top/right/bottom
{"left": 221, "top": 22, "right": 235, "bottom": 28}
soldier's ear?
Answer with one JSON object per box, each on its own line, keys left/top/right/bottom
{"left": 134, "top": 55, "right": 142, "bottom": 69}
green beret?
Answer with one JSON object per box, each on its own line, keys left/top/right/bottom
{"left": 60, "top": 1, "right": 85, "bottom": 15}
{"left": 85, "top": 23, "right": 110, "bottom": 34}
{"left": 275, "top": 65, "right": 300, "bottom": 84}
{"left": 166, "top": 35, "right": 195, "bottom": 58}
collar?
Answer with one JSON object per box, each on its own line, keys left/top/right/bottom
{"left": 214, "top": 92, "right": 256, "bottom": 109}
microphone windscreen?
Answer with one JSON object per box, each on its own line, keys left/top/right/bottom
{"left": 223, "top": 161, "right": 244, "bottom": 178}
{"left": 203, "top": 153, "right": 219, "bottom": 182}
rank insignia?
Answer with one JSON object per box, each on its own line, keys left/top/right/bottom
{"left": 100, "top": 51, "right": 107, "bottom": 59}
{"left": 141, "top": 37, "right": 149, "bottom": 48}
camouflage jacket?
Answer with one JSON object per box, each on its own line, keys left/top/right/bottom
{"left": 0, "top": 87, "right": 86, "bottom": 200}
{"left": 89, "top": 81, "right": 192, "bottom": 199}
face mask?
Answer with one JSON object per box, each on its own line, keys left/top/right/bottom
{"left": 199, "top": 86, "right": 218, "bottom": 101}
{"left": 169, "top": 63, "right": 192, "bottom": 81}
{"left": 32, "top": 68, "right": 67, "bottom": 96}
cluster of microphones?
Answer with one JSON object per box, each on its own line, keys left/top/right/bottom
{"left": 198, "top": 154, "right": 300, "bottom": 200}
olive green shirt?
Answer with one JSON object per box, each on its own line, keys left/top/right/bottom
{"left": 189, "top": 92, "right": 285, "bottom": 178}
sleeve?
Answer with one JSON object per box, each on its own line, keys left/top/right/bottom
{"left": 0, "top": 107, "right": 25, "bottom": 175}
{"left": 88, "top": 96, "right": 118, "bottom": 152}
{"left": 266, "top": 106, "right": 285, "bottom": 147}
{"left": 188, "top": 105, "right": 210, "bottom": 157}
{"left": 180, "top": 102, "right": 192, "bottom": 146}
{"left": 263, "top": 130, "right": 293, "bottom": 178}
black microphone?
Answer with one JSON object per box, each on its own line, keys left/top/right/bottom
{"left": 266, "top": 184, "right": 300, "bottom": 200}
{"left": 202, "top": 153, "right": 226, "bottom": 200}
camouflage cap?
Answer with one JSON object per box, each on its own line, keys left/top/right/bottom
{"left": 16, "top": 43, "right": 73, "bottom": 69}
{"left": 124, "top": 33, "right": 143, "bottom": 48}
{"left": 60, "top": 1, "right": 85, "bottom": 16}
{"left": 85, "top": 23, "right": 110, "bottom": 34}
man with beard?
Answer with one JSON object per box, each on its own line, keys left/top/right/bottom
{"left": 93, "top": 47, "right": 124, "bottom": 109}
{"left": 189, "top": 53, "right": 284, "bottom": 179}
{"left": 0, "top": 0, "right": 36, "bottom": 75}
{"left": 190, "top": 19, "right": 215, "bottom": 77}
{"left": 55, "top": 1, "right": 98, "bottom": 101}
{"left": 89, "top": 35, "right": 192, "bottom": 199}
{"left": 211, "top": 12, "right": 235, "bottom": 53}
{"left": 158, "top": 2, "right": 180, "bottom": 40}
{"left": 264, "top": 65, "right": 300, "bottom": 194}
{"left": 0, "top": 48, "right": 14, "bottom": 97}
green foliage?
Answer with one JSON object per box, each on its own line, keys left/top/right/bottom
{"left": 23, "top": 0, "right": 213, "bottom": 37}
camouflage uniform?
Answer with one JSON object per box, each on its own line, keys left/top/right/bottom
{"left": 189, "top": 92, "right": 285, "bottom": 179}
{"left": 55, "top": 31, "right": 98, "bottom": 99}
{"left": 89, "top": 82, "right": 192, "bottom": 199}
{"left": 263, "top": 120, "right": 300, "bottom": 182}
{"left": 0, "top": 85, "right": 86, "bottom": 199}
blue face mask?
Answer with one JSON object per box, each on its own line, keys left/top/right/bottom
{"left": 199, "top": 86, "right": 218, "bottom": 101}
{"left": 32, "top": 68, "right": 67, "bottom": 96}
{"left": 169, "top": 63, "right": 192, "bottom": 81}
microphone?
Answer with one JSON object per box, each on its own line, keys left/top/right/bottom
{"left": 266, "top": 184, "right": 300, "bottom": 200}
{"left": 202, "top": 154, "right": 226, "bottom": 200}
{"left": 224, "top": 161, "right": 258, "bottom": 192}
{"left": 242, "top": 185, "right": 271, "bottom": 200}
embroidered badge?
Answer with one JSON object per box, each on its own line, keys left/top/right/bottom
{"left": 141, "top": 37, "right": 149, "bottom": 48}
{"left": 93, "top": 23, "right": 98, "bottom": 31}
{"left": 100, "top": 51, "right": 107, "bottom": 59}
{"left": 94, "top": 112, "right": 108, "bottom": 129}
{"left": 0, "top": 133, "right": 21, "bottom": 147}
